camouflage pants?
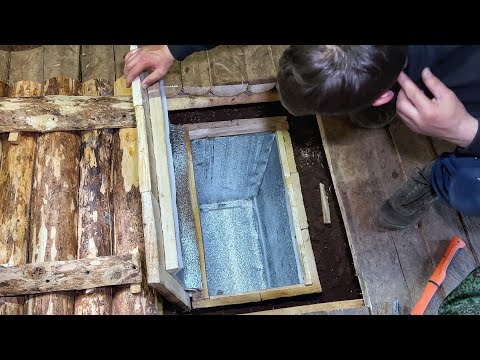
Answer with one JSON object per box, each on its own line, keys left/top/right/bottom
{"left": 438, "top": 267, "right": 480, "bottom": 315}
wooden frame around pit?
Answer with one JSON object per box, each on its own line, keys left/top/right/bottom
{"left": 134, "top": 70, "right": 320, "bottom": 310}
{"left": 182, "top": 117, "right": 322, "bottom": 309}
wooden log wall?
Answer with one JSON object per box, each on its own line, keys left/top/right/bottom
{"left": 0, "top": 44, "right": 285, "bottom": 314}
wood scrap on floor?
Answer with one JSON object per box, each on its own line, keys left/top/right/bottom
{"left": 319, "top": 182, "right": 331, "bottom": 224}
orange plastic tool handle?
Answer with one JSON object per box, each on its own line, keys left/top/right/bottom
{"left": 411, "top": 236, "right": 466, "bottom": 315}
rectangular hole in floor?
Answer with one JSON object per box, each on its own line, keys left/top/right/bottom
{"left": 171, "top": 118, "right": 320, "bottom": 309}
{"left": 168, "top": 102, "right": 362, "bottom": 314}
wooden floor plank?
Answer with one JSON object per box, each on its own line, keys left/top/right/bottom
{"left": 430, "top": 135, "right": 480, "bottom": 269}
{"left": 388, "top": 120, "right": 478, "bottom": 311}
{"left": 208, "top": 45, "right": 248, "bottom": 96}
{"left": 459, "top": 217, "right": 480, "bottom": 265}
{"left": 317, "top": 115, "right": 416, "bottom": 314}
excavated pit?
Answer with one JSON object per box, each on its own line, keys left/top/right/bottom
{"left": 172, "top": 129, "right": 302, "bottom": 296}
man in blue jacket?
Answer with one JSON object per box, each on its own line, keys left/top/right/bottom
{"left": 124, "top": 45, "right": 480, "bottom": 232}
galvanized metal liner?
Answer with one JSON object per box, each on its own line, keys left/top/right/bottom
{"left": 172, "top": 128, "right": 300, "bottom": 295}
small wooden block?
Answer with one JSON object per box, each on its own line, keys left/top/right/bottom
{"left": 114, "top": 76, "right": 132, "bottom": 96}
{"left": 9, "top": 81, "right": 43, "bottom": 97}
{"left": 8, "top": 133, "right": 20, "bottom": 144}
{"left": 130, "top": 284, "right": 142, "bottom": 294}
{"left": 319, "top": 182, "right": 331, "bottom": 224}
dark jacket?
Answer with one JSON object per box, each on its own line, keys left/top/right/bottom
{"left": 168, "top": 45, "right": 480, "bottom": 154}
{"left": 168, "top": 45, "right": 217, "bottom": 61}
{"left": 405, "top": 45, "right": 480, "bottom": 154}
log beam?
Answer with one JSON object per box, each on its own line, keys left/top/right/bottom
{"left": 0, "top": 96, "right": 134, "bottom": 133}
{"left": 0, "top": 252, "right": 141, "bottom": 297}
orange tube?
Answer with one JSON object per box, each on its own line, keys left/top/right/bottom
{"left": 411, "top": 236, "right": 466, "bottom": 315}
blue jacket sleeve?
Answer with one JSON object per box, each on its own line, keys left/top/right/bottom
{"left": 167, "top": 45, "right": 218, "bottom": 61}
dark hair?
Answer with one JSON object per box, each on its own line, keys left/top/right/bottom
{"left": 276, "top": 45, "right": 408, "bottom": 116}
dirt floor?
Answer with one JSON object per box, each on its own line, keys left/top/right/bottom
{"left": 168, "top": 101, "right": 362, "bottom": 314}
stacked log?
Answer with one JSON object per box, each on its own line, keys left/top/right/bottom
{"left": 74, "top": 45, "right": 116, "bottom": 315}
{"left": 27, "top": 45, "right": 81, "bottom": 315}
{"left": 0, "top": 48, "right": 41, "bottom": 314}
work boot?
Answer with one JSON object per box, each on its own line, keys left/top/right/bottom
{"left": 377, "top": 161, "right": 439, "bottom": 230}
{"left": 349, "top": 105, "right": 397, "bottom": 129}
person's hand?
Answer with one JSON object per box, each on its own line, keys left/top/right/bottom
{"left": 124, "top": 45, "right": 175, "bottom": 89}
{"left": 396, "top": 68, "right": 478, "bottom": 148}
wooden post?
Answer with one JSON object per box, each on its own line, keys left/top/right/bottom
{"left": 0, "top": 47, "right": 41, "bottom": 315}
{"left": 111, "top": 45, "right": 158, "bottom": 315}
{"left": 27, "top": 45, "right": 82, "bottom": 315}
{"left": 74, "top": 45, "right": 115, "bottom": 315}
